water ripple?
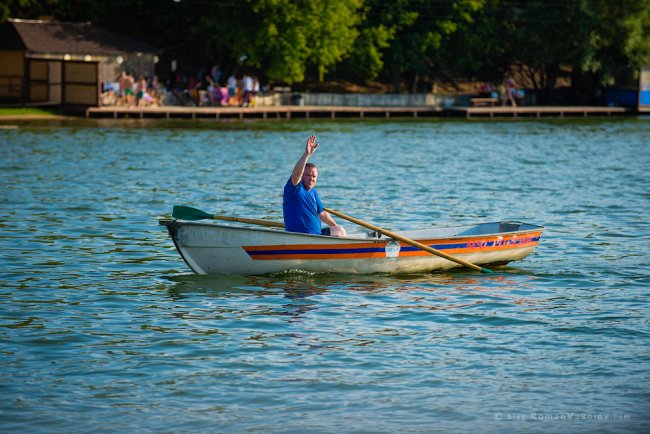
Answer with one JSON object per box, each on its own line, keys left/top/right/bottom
{"left": 1, "top": 119, "right": 649, "bottom": 433}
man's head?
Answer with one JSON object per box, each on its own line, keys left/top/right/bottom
{"left": 302, "top": 163, "right": 318, "bottom": 190}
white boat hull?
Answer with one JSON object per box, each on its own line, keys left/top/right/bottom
{"left": 160, "top": 220, "right": 543, "bottom": 275}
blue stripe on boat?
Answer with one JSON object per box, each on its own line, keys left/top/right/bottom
{"left": 247, "top": 235, "right": 541, "bottom": 257}
{"left": 248, "top": 247, "right": 385, "bottom": 256}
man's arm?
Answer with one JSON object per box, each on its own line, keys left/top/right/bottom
{"left": 319, "top": 210, "right": 337, "bottom": 227}
{"left": 290, "top": 134, "right": 319, "bottom": 186}
{"left": 319, "top": 210, "right": 346, "bottom": 237}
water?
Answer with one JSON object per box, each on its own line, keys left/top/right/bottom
{"left": 1, "top": 118, "right": 649, "bottom": 433}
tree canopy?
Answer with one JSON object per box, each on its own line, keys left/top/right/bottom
{"left": 3, "top": 0, "right": 649, "bottom": 99}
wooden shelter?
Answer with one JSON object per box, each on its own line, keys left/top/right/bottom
{"left": 0, "top": 18, "right": 157, "bottom": 108}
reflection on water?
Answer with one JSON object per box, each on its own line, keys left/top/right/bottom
{"left": 1, "top": 118, "right": 649, "bottom": 433}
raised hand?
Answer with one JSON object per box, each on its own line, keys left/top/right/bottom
{"left": 305, "top": 134, "right": 319, "bottom": 156}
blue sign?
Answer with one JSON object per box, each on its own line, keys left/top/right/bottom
{"left": 640, "top": 66, "right": 650, "bottom": 111}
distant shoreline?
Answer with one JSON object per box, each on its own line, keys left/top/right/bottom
{"left": 0, "top": 104, "right": 639, "bottom": 123}
{"left": 0, "top": 114, "right": 73, "bottom": 121}
{"left": 0, "top": 107, "right": 74, "bottom": 121}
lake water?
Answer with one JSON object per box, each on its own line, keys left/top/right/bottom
{"left": 1, "top": 117, "right": 649, "bottom": 433}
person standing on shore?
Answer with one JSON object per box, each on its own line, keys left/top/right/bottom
{"left": 503, "top": 76, "right": 518, "bottom": 107}
{"left": 283, "top": 135, "right": 346, "bottom": 236}
{"left": 119, "top": 71, "right": 135, "bottom": 107}
{"left": 227, "top": 73, "right": 238, "bottom": 105}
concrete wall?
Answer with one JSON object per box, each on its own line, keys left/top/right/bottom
{"left": 254, "top": 92, "right": 452, "bottom": 107}
{"left": 302, "top": 93, "right": 444, "bottom": 107}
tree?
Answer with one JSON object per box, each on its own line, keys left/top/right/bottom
{"left": 506, "top": 0, "right": 650, "bottom": 103}
{"left": 436, "top": 0, "right": 650, "bottom": 103}
{"left": 341, "top": 0, "right": 487, "bottom": 92}
{"left": 3, "top": 0, "right": 649, "bottom": 100}
{"left": 1, "top": 0, "right": 59, "bottom": 22}
{"left": 576, "top": 0, "right": 650, "bottom": 95}
{"left": 213, "top": 0, "right": 364, "bottom": 84}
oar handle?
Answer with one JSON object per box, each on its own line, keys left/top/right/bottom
{"left": 172, "top": 205, "right": 285, "bottom": 228}
{"left": 324, "top": 208, "right": 492, "bottom": 273}
{"left": 212, "top": 214, "right": 285, "bottom": 228}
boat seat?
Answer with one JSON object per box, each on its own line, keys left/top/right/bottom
{"left": 498, "top": 222, "right": 521, "bottom": 233}
{"left": 455, "top": 221, "right": 521, "bottom": 236}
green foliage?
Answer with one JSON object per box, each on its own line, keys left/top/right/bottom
{"left": 1, "top": 0, "right": 58, "bottom": 22}
{"left": 581, "top": 0, "right": 650, "bottom": 79}
{"left": 220, "top": 0, "right": 363, "bottom": 83}
{"left": 3, "top": 0, "right": 650, "bottom": 97}
{"left": 347, "top": 24, "right": 394, "bottom": 80}
{"left": 345, "top": 0, "right": 488, "bottom": 91}
{"left": 431, "top": 0, "right": 650, "bottom": 95}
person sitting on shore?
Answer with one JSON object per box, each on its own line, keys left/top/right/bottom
{"left": 479, "top": 82, "right": 494, "bottom": 97}
{"left": 283, "top": 135, "right": 346, "bottom": 237}
{"left": 149, "top": 76, "right": 165, "bottom": 106}
{"left": 100, "top": 86, "right": 117, "bottom": 106}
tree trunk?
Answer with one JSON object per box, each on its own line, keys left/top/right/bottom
{"left": 411, "top": 72, "right": 420, "bottom": 94}
{"left": 390, "top": 62, "right": 402, "bottom": 93}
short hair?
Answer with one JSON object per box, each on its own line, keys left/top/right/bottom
{"left": 305, "top": 162, "right": 317, "bottom": 169}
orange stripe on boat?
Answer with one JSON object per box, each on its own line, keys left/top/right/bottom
{"left": 243, "top": 231, "right": 541, "bottom": 261}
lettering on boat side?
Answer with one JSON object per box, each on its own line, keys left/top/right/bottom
{"left": 467, "top": 239, "right": 490, "bottom": 249}
{"left": 467, "top": 235, "right": 535, "bottom": 249}
{"left": 385, "top": 240, "right": 401, "bottom": 258}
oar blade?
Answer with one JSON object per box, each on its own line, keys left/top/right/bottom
{"left": 172, "top": 205, "right": 212, "bottom": 221}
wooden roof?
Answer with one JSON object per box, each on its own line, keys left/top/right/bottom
{"left": 2, "top": 19, "right": 157, "bottom": 54}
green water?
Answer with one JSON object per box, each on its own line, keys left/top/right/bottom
{"left": 1, "top": 118, "right": 649, "bottom": 433}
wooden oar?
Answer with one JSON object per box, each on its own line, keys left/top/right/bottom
{"left": 172, "top": 205, "right": 285, "bottom": 228}
{"left": 324, "top": 207, "right": 493, "bottom": 273}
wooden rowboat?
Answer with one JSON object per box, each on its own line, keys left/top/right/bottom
{"left": 159, "top": 219, "right": 543, "bottom": 275}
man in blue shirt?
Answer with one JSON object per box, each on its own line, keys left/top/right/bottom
{"left": 283, "top": 134, "right": 346, "bottom": 236}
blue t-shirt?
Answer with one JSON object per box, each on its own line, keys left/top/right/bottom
{"left": 283, "top": 178, "right": 324, "bottom": 234}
